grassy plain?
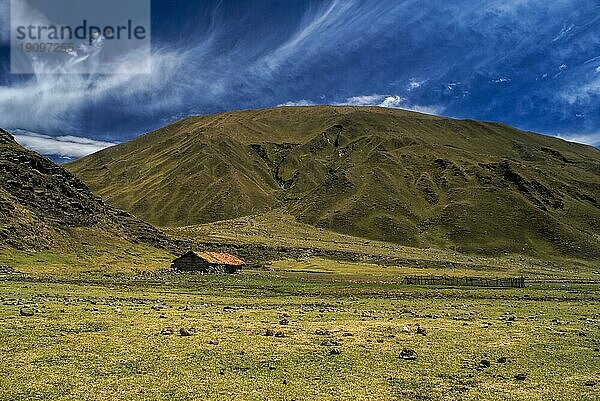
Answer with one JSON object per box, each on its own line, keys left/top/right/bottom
{"left": 1, "top": 264, "right": 599, "bottom": 401}
{"left": 167, "top": 211, "right": 600, "bottom": 280}
{"left": 1, "top": 217, "right": 598, "bottom": 400}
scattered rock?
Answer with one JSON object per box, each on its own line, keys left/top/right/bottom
{"left": 479, "top": 359, "right": 491, "bottom": 368}
{"left": 321, "top": 339, "right": 339, "bottom": 347}
{"left": 208, "top": 339, "right": 219, "bottom": 345}
{"left": 159, "top": 314, "right": 167, "bottom": 319}
{"left": 160, "top": 327, "right": 174, "bottom": 335}
{"left": 329, "top": 348, "right": 342, "bottom": 355}
{"left": 19, "top": 307, "right": 34, "bottom": 317}
{"left": 265, "top": 329, "right": 275, "bottom": 337}
{"left": 179, "top": 327, "right": 194, "bottom": 336}
{"left": 584, "top": 380, "right": 596, "bottom": 387}
{"left": 0, "top": 265, "right": 15, "bottom": 274}
{"left": 399, "top": 348, "right": 418, "bottom": 361}
{"left": 279, "top": 318, "right": 289, "bottom": 326}
{"left": 515, "top": 374, "right": 527, "bottom": 381}
{"left": 361, "top": 311, "right": 375, "bottom": 318}
{"left": 274, "top": 331, "right": 286, "bottom": 338}
{"left": 497, "top": 357, "right": 507, "bottom": 364}
{"left": 401, "top": 326, "right": 409, "bottom": 333}
{"left": 417, "top": 327, "right": 427, "bottom": 336}
{"left": 113, "top": 307, "right": 122, "bottom": 313}
{"left": 315, "top": 328, "right": 331, "bottom": 336}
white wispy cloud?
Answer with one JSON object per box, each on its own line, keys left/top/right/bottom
{"left": 340, "top": 95, "right": 398, "bottom": 107}
{"left": 11, "top": 130, "right": 118, "bottom": 158}
{"left": 0, "top": 0, "right": 8, "bottom": 44}
{"left": 277, "top": 100, "right": 316, "bottom": 107}
{"left": 264, "top": 0, "right": 348, "bottom": 70}
{"left": 278, "top": 94, "right": 443, "bottom": 115}
{"left": 3, "top": 0, "right": 379, "bottom": 134}
{"left": 0, "top": 48, "right": 186, "bottom": 132}
{"left": 380, "top": 96, "right": 405, "bottom": 108}
{"left": 276, "top": 94, "right": 443, "bottom": 116}
{"left": 257, "top": 0, "right": 403, "bottom": 73}
{"left": 406, "top": 104, "right": 444, "bottom": 115}
{"left": 407, "top": 78, "right": 425, "bottom": 91}
{"left": 337, "top": 94, "right": 442, "bottom": 115}
{"left": 486, "top": 0, "right": 573, "bottom": 15}
{"left": 561, "top": 75, "right": 600, "bottom": 104}
{"left": 555, "top": 132, "right": 600, "bottom": 147}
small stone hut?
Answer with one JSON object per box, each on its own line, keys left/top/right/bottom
{"left": 170, "top": 251, "right": 245, "bottom": 274}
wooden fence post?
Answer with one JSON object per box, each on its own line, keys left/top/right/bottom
{"left": 401, "top": 275, "right": 527, "bottom": 288}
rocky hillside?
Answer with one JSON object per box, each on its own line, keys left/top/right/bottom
{"left": 0, "top": 129, "right": 169, "bottom": 250}
{"left": 66, "top": 106, "right": 600, "bottom": 259}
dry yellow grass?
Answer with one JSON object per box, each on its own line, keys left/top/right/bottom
{"left": 0, "top": 228, "right": 173, "bottom": 275}
{"left": 0, "top": 268, "right": 598, "bottom": 401}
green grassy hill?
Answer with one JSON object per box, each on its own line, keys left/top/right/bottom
{"left": 0, "top": 129, "right": 172, "bottom": 272}
{"left": 66, "top": 106, "right": 600, "bottom": 259}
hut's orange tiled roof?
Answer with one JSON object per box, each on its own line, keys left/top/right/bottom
{"left": 197, "top": 252, "right": 245, "bottom": 266}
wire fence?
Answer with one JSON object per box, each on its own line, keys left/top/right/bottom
{"left": 401, "top": 275, "right": 525, "bottom": 288}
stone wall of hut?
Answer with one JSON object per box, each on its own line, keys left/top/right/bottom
{"left": 171, "top": 254, "right": 242, "bottom": 274}
{"left": 171, "top": 254, "right": 209, "bottom": 272}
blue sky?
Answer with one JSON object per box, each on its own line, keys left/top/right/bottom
{"left": 0, "top": 0, "right": 599, "bottom": 160}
